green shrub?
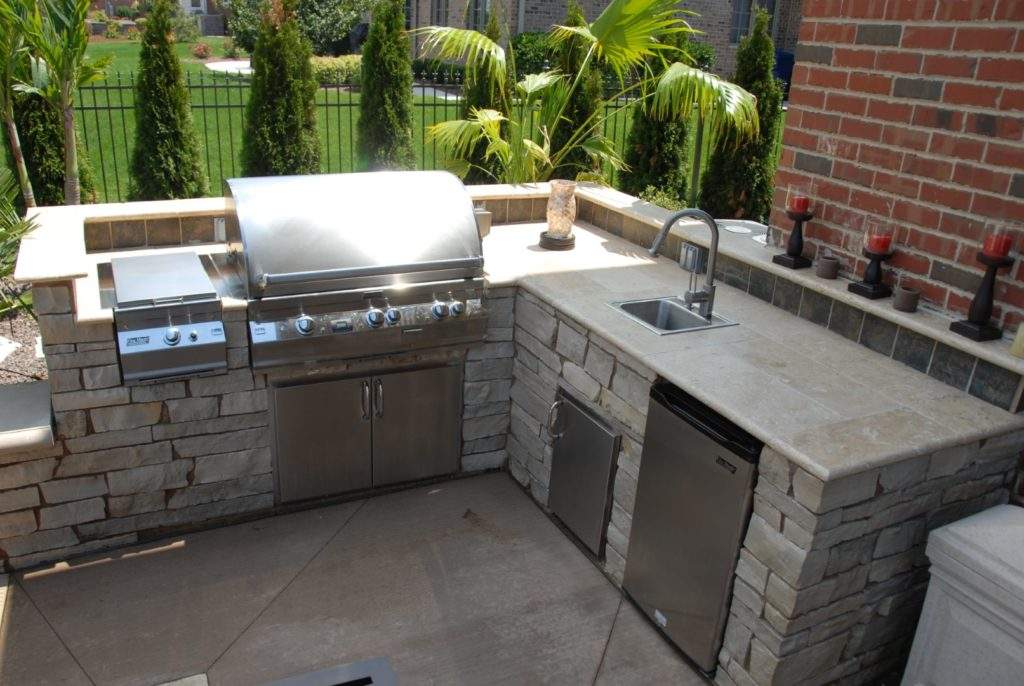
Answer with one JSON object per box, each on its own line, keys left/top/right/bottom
{"left": 699, "top": 9, "right": 782, "bottom": 221}
{"left": 241, "top": 0, "right": 320, "bottom": 176}
{"left": 639, "top": 185, "right": 684, "bottom": 211}
{"left": 13, "top": 93, "right": 96, "bottom": 205}
{"left": 550, "top": 1, "right": 602, "bottom": 179}
{"left": 510, "top": 31, "right": 549, "bottom": 77}
{"left": 129, "top": 0, "right": 208, "bottom": 200}
{"left": 619, "top": 36, "right": 706, "bottom": 203}
{"left": 310, "top": 54, "right": 361, "bottom": 84}
{"left": 296, "top": 0, "right": 370, "bottom": 55}
{"left": 461, "top": 9, "right": 502, "bottom": 183}
{"left": 104, "top": 22, "right": 120, "bottom": 39}
{"left": 227, "top": 0, "right": 262, "bottom": 53}
{"left": 114, "top": 5, "right": 139, "bottom": 18}
{"left": 357, "top": 0, "right": 414, "bottom": 170}
{"left": 89, "top": 9, "right": 107, "bottom": 21}
{"left": 228, "top": 0, "right": 368, "bottom": 55}
{"left": 222, "top": 36, "right": 241, "bottom": 58}
{"left": 171, "top": 7, "right": 200, "bottom": 42}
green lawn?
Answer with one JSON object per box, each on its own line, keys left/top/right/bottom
{"left": 86, "top": 36, "right": 238, "bottom": 75}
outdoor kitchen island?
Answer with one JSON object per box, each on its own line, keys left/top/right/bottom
{"left": 6, "top": 181, "right": 1024, "bottom": 686}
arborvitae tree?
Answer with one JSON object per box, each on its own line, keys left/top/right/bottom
{"left": 619, "top": 39, "right": 714, "bottom": 204}
{"left": 241, "top": 0, "right": 320, "bottom": 176}
{"left": 357, "top": 0, "right": 414, "bottom": 170}
{"left": 14, "top": 93, "right": 96, "bottom": 205}
{"left": 462, "top": 7, "right": 502, "bottom": 183}
{"left": 698, "top": 9, "right": 782, "bottom": 221}
{"left": 549, "top": 0, "right": 602, "bottom": 180}
{"left": 129, "top": 0, "right": 207, "bottom": 200}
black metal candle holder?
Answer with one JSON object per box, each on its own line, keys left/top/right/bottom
{"left": 849, "top": 247, "right": 893, "bottom": 299}
{"left": 772, "top": 209, "right": 813, "bottom": 269}
{"left": 950, "top": 252, "right": 1015, "bottom": 341}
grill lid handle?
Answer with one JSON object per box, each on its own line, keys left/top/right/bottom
{"left": 257, "top": 256, "right": 484, "bottom": 289}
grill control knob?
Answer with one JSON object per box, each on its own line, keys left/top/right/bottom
{"left": 189, "top": 330, "right": 199, "bottom": 342}
{"left": 164, "top": 327, "right": 181, "bottom": 346}
{"left": 385, "top": 307, "right": 401, "bottom": 325}
{"left": 449, "top": 300, "right": 465, "bottom": 317}
{"left": 366, "top": 308, "right": 385, "bottom": 328}
{"left": 431, "top": 301, "right": 450, "bottom": 320}
{"left": 295, "top": 316, "right": 315, "bottom": 336}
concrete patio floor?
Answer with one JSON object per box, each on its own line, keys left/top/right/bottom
{"left": 0, "top": 473, "right": 706, "bottom": 685}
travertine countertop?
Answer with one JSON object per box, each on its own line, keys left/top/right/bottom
{"left": 484, "top": 221, "right": 1024, "bottom": 481}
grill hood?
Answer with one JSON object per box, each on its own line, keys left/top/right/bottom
{"left": 226, "top": 171, "right": 483, "bottom": 300}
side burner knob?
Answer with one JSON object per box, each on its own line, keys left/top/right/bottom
{"left": 431, "top": 301, "right": 449, "bottom": 320}
{"left": 295, "top": 316, "right": 316, "bottom": 335}
{"left": 366, "top": 308, "right": 385, "bottom": 328}
{"left": 164, "top": 327, "right": 181, "bottom": 346}
{"left": 385, "top": 307, "right": 401, "bottom": 325}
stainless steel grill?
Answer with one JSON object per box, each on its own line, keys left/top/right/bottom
{"left": 225, "top": 171, "right": 488, "bottom": 369}
{"left": 111, "top": 252, "right": 228, "bottom": 383}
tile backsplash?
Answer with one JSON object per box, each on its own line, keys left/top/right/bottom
{"left": 84, "top": 215, "right": 218, "bottom": 253}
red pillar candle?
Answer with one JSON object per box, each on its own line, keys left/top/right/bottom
{"left": 866, "top": 233, "right": 892, "bottom": 254}
{"left": 982, "top": 232, "right": 1013, "bottom": 258}
{"left": 789, "top": 195, "right": 810, "bottom": 213}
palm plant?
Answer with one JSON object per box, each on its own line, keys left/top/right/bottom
{"left": 416, "top": 0, "right": 758, "bottom": 184}
{"left": 18, "top": 0, "right": 109, "bottom": 204}
{"left": 0, "top": 0, "right": 35, "bottom": 207}
{"left": 0, "top": 167, "right": 35, "bottom": 315}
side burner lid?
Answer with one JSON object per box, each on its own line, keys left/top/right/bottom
{"left": 111, "top": 252, "right": 217, "bottom": 309}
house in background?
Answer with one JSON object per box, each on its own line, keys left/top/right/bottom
{"left": 406, "top": 0, "right": 802, "bottom": 79}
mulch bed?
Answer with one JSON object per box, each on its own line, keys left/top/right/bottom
{"left": 0, "top": 309, "right": 47, "bottom": 385}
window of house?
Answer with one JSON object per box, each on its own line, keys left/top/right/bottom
{"left": 191, "top": 0, "right": 201, "bottom": 7}
{"left": 468, "top": 0, "right": 488, "bottom": 30}
{"left": 729, "top": 0, "right": 753, "bottom": 43}
{"left": 432, "top": 0, "right": 449, "bottom": 25}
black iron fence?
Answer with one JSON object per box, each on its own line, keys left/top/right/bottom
{"left": 77, "top": 71, "right": 777, "bottom": 204}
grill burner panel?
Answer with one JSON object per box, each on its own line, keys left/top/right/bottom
{"left": 228, "top": 171, "right": 489, "bottom": 369}
{"left": 111, "top": 252, "right": 228, "bottom": 384}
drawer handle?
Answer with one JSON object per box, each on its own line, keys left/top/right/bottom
{"left": 361, "top": 380, "right": 371, "bottom": 421}
{"left": 546, "top": 400, "right": 564, "bottom": 439}
{"left": 374, "top": 378, "right": 384, "bottom": 418}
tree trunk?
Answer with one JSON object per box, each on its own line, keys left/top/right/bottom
{"left": 62, "top": 89, "right": 79, "bottom": 205}
{"left": 3, "top": 109, "right": 35, "bottom": 208}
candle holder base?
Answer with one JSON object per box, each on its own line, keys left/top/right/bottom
{"left": 772, "top": 253, "right": 812, "bottom": 269}
{"left": 950, "top": 319, "right": 1003, "bottom": 342}
{"left": 848, "top": 281, "right": 893, "bottom": 300}
{"left": 539, "top": 231, "right": 575, "bottom": 251}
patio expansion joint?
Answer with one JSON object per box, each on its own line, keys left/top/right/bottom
{"left": 202, "top": 498, "right": 369, "bottom": 677}
{"left": 13, "top": 575, "right": 98, "bottom": 686}
{"left": 589, "top": 594, "right": 624, "bottom": 686}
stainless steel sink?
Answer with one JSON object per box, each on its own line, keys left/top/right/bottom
{"left": 612, "top": 297, "right": 737, "bottom": 335}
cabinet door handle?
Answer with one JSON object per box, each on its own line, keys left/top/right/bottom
{"left": 361, "top": 380, "right": 371, "bottom": 421}
{"left": 546, "top": 400, "right": 564, "bottom": 439}
{"left": 374, "top": 378, "right": 384, "bottom": 418}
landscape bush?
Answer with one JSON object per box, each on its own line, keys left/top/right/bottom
{"left": 104, "top": 22, "right": 120, "bottom": 39}
{"left": 510, "top": 31, "right": 549, "bottom": 77}
{"left": 241, "top": 0, "right": 320, "bottom": 176}
{"left": 222, "top": 37, "right": 241, "bottom": 58}
{"left": 13, "top": 93, "right": 96, "bottom": 205}
{"left": 549, "top": 0, "right": 602, "bottom": 179}
{"left": 310, "top": 54, "right": 361, "bottom": 84}
{"left": 192, "top": 42, "right": 211, "bottom": 58}
{"left": 228, "top": 0, "right": 368, "bottom": 55}
{"left": 171, "top": 7, "right": 200, "bottom": 42}
{"left": 357, "top": 0, "right": 414, "bottom": 170}
{"left": 699, "top": 9, "right": 782, "bottom": 221}
{"left": 114, "top": 5, "right": 140, "bottom": 19}
{"left": 129, "top": 0, "right": 208, "bottom": 199}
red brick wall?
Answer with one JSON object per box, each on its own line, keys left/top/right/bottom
{"left": 773, "top": 0, "right": 1024, "bottom": 331}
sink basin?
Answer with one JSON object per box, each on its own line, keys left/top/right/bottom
{"left": 612, "top": 297, "right": 737, "bottom": 335}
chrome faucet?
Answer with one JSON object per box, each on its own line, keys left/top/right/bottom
{"left": 649, "top": 208, "right": 720, "bottom": 320}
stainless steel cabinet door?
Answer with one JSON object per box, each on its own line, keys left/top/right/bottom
{"left": 371, "top": 365, "right": 462, "bottom": 487}
{"left": 548, "top": 391, "right": 620, "bottom": 556}
{"left": 274, "top": 377, "right": 372, "bottom": 502}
